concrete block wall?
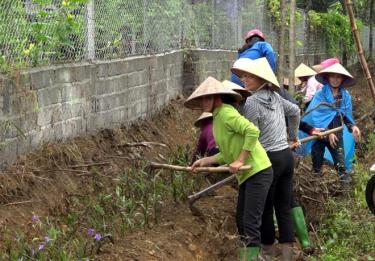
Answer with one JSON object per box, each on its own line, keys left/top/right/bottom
{"left": 0, "top": 50, "right": 184, "bottom": 166}
{"left": 183, "top": 49, "right": 237, "bottom": 94}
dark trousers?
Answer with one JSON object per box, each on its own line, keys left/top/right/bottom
{"left": 236, "top": 167, "right": 273, "bottom": 247}
{"left": 290, "top": 193, "right": 299, "bottom": 208}
{"left": 311, "top": 137, "right": 346, "bottom": 175}
{"left": 261, "top": 148, "right": 295, "bottom": 244}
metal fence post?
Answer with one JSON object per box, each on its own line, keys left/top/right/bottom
{"left": 86, "top": 0, "right": 95, "bottom": 60}
{"left": 211, "top": 0, "right": 215, "bottom": 48}
{"left": 234, "top": 0, "right": 239, "bottom": 48}
{"left": 143, "top": 0, "right": 147, "bottom": 52}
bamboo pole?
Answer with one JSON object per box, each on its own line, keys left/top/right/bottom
{"left": 344, "top": 0, "right": 375, "bottom": 103}
{"left": 147, "top": 162, "right": 251, "bottom": 173}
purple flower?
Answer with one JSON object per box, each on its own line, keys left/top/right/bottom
{"left": 32, "top": 215, "right": 40, "bottom": 222}
{"left": 44, "top": 236, "right": 51, "bottom": 243}
{"left": 93, "top": 233, "right": 102, "bottom": 241}
{"left": 38, "top": 244, "right": 45, "bottom": 251}
{"left": 87, "top": 228, "right": 95, "bottom": 236}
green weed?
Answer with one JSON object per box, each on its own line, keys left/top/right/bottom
{"left": 308, "top": 165, "right": 375, "bottom": 260}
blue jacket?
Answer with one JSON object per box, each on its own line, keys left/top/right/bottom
{"left": 296, "top": 84, "right": 356, "bottom": 170}
{"left": 230, "top": 41, "right": 277, "bottom": 87}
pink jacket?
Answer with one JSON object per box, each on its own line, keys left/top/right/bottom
{"left": 303, "top": 76, "right": 323, "bottom": 103}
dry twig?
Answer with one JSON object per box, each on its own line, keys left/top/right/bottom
{"left": 68, "top": 162, "right": 110, "bottom": 168}
{"left": 301, "top": 195, "right": 324, "bottom": 204}
{"left": 310, "top": 223, "right": 323, "bottom": 251}
{"left": 1, "top": 200, "right": 38, "bottom": 207}
{"left": 124, "top": 142, "right": 167, "bottom": 148}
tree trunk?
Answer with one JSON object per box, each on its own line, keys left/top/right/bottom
{"left": 289, "top": 0, "right": 296, "bottom": 93}
{"left": 277, "top": 0, "right": 287, "bottom": 84}
{"left": 370, "top": 0, "right": 374, "bottom": 59}
{"left": 304, "top": 1, "right": 312, "bottom": 64}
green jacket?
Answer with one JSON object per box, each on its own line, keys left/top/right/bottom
{"left": 213, "top": 104, "right": 271, "bottom": 185}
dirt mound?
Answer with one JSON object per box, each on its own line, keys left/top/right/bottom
{"left": 0, "top": 97, "right": 199, "bottom": 232}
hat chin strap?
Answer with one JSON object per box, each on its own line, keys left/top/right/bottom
{"left": 250, "top": 82, "right": 269, "bottom": 94}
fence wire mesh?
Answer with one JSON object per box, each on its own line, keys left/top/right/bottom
{"left": 0, "top": 0, "right": 369, "bottom": 71}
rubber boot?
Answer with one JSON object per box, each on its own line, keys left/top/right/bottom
{"left": 260, "top": 244, "right": 274, "bottom": 261}
{"left": 280, "top": 243, "right": 293, "bottom": 261}
{"left": 291, "top": 206, "right": 313, "bottom": 253}
{"left": 239, "top": 246, "right": 260, "bottom": 261}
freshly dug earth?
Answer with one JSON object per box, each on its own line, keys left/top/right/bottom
{"left": 0, "top": 98, "right": 196, "bottom": 223}
{"left": 0, "top": 62, "right": 374, "bottom": 260}
{"left": 99, "top": 186, "right": 239, "bottom": 261}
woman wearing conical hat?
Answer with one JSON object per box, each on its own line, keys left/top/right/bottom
{"left": 302, "top": 63, "right": 361, "bottom": 184}
{"left": 282, "top": 77, "right": 302, "bottom": 91}
{"left": 185, "top": 76, "right": 273, "bottom": 260}
{"left": 230, "top": 29, "right": 277, "bottom": 88}
{"left": 232, "top": 57, "right": 300, "bottom": 260}
{"left": 295, "top": 63, "right": 321, "bottom": 109}
{"left": 298, "top": 58, "right": 340, "bottom": 108}
{"left": 191, "top": 112, "right": 218, "bottom": 163}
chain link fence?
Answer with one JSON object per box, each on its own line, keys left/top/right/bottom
{"left": 2, "top": 0, "right": 368, "bottom": 72}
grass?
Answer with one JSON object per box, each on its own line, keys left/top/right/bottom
{"left": 307, "top": 135, "right": 375, "bottom": 260}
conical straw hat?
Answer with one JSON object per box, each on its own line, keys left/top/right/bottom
{"left": 231, "top": 57, "right": 280, "bottom": 88}
{"left": 283, "top": 77, "right": 302, "bottom": 87}
{"left": 315, "top": 63, "right": 354, "bottom": 86}
{"left": 311, "top": 64, "right": 324, "bottom": 73}
{"left": 295, "top": 63, "right": 317, "bottom": 78}
{"left": 184, "top": 76, "right": 243, "bottom": 109}
{"left": 194, "top": 112, "right": 213, "bottom": 127}
{"left": 222, "top": 80, "right": 251, "bottom": 98}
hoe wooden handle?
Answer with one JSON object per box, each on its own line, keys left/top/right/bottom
{"left": 290, "top": 126, "right": 344, "bottom": 149}
{"left": 148, "top": 162, "right": 251, "bottom": 173}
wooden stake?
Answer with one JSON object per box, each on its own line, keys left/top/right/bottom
{"left": 345, "top": 0, "right": 375, "bottom": 103}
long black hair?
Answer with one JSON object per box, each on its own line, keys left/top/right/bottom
{"left": 220, "top": 94, "right": 237, "bottom": 106}
{"left": 238, "top": 36, "right": 264, "bottom": 54}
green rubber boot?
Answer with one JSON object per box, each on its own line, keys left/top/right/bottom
{"left": 291, "top": 206, "right": 312, "bottom": 251}
{"left": 239, "top": 246, "right": 260, "bottom": 261}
